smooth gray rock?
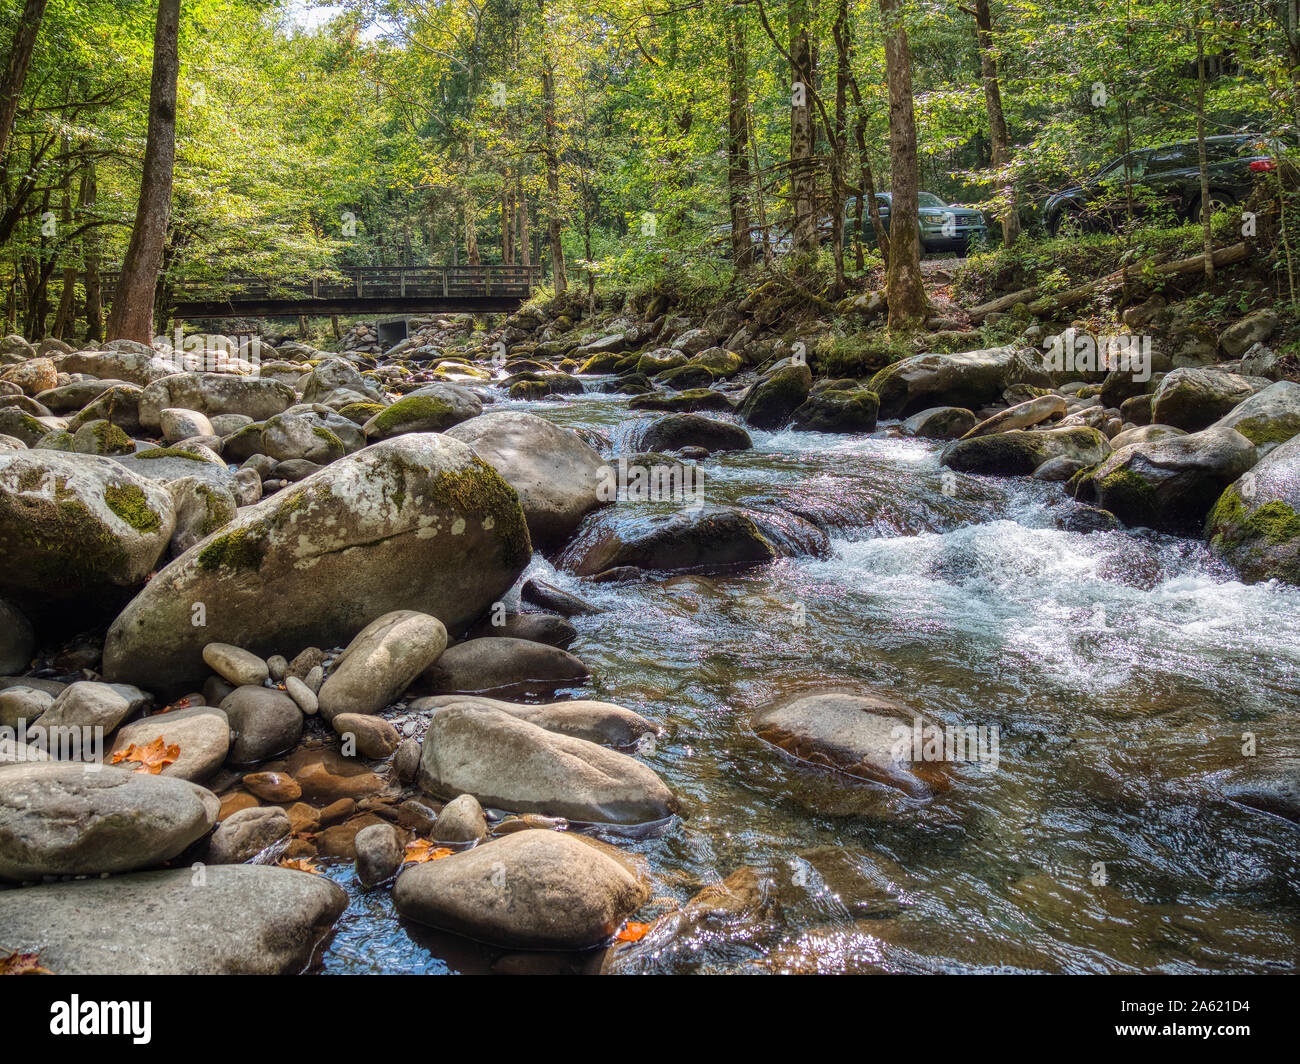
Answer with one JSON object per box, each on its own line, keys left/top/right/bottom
{"left": 206, "top": 806, "right": 291, "bottom": 864}
{"left": 0, "top": 763, "right": 218, "bottom": 880}
{"left": 0, "top": 864, "right": 346, "bottom": 973}
{"left": 317, "top": 610, "right": 447, "bottom": 720}
{"left": 422, "top": 637, "right": 588, "bottom": 693}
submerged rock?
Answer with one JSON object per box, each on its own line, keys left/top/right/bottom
{"left": 421, "top": 637, "right": 588, "bottom": 693}
{"left": 102, "top": 433, "right": 531, "bottom": 690}
{"left": 751, "top": 690, "right": 949, "bottom": 798}
{"left": 941, "top": 427, "right": 1109, "bottom": 477}
{"left": 563, "top": 505, "right": 777, "bottom": 576}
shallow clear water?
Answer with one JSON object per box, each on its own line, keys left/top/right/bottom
{"left": 321, "top": 388, "right": 1300, "bottom": 974}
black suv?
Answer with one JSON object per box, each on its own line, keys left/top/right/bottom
{"left": 1044, "top": 134, "right": 1279, "bottom": 236}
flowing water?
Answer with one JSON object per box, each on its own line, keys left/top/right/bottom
{"left": 321, "top": 387, "right": 1300, "bottom": 974}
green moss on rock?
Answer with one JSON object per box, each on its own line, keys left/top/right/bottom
{"left": 104, "top": 483, "right": 162, "bottom": 533}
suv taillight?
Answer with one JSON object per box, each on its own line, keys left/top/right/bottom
{"left": 1250, "top": 159, "right": 1276, "bottom": 172}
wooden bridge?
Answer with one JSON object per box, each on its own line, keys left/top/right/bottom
{"left": 104, "top": 265, "right": 542, "bottom": 318}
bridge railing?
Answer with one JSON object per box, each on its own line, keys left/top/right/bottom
{"left": 101, "top": 264, "right": 542, "bottom": 303}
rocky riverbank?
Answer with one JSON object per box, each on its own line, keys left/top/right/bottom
{"left": 1, "top": 288, "right": 1297, "bottom": 974}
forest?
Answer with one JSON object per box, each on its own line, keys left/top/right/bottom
{"left": 0, "top": 0, "right": 1297, "bottom": 987}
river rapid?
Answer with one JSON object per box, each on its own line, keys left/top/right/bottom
{"left": 321, "top": 386, "right": 1300, "bottom": 974}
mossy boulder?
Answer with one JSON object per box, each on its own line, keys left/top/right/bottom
{"left": 1150, "top": 367, "right": 1265, "bottom": 432}
{"left": 1208, "top": 380, "right": 1300, "bottom": 455}
{"left": 740, "top": 363, "right": 813, "bottom": 429}
{"left": 791, "top": 388, "right": 880, "bottom": 433}
{"left": 689, "top": 347, "right": 744, "bottom": 377}
{"left": 561, "top": 505, "right": 777, "bottom": 576}
{"left": 71, "top": 419, "right": 134, "bottom": 457}
{"left": 66, "top": 384, "right": 145, "bottom": 435}
{"left": 1087, "top": 425, "right": 1257, "bottom": 534}
{"left": 637, "top": 413, "right": 753, "bottom": 453}
{"left": 114, "top": 444, "right": 237, "bottom": 494}
{"left": 867, "top": 345, "right": 1052, "bottom": 419}
{"left": 636, "top": 349, "right": 688, "bottom": 376}
{"left": 628, "top": 388, "right": 734, "bottom": 413}
{"left": 102, "top": 433, "right": 532, "bottom": 690}
{"left": 444, "top": 411, "right": 609, "bottom": 545}
{"left": 1205, "top": 433, "right": 1300, "bottom": 584}
{"left": 654, "top": 363, "right": 715, "bottom": 391}
{"left": 362, "top": 384, "right": 482, "bottom": 440}
{"left": 0, "top": 450, "right": 174, "bottom": 614}
{"left": 941, "top": 427, "right": 1111, "bottom": 477}
{"left": 578, "top": 350, "right": 627, "bottom": 374}
{"left": 0, "top": 406, "right": 52, "bottom": 446}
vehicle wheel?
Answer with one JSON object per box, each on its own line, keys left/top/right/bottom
{"left": 1051, "top": 210, "right": 1087, "bottom": 238}
{"left": 1191, "top": 191, "right": 1236, "bottom": 222}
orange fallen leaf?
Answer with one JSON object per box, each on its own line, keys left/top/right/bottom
{"left": 158, "top": 696, "right": 193, "bottom": 714}
{"left": 615, "top": 921, "right": 651, "bottom": 943}
{"left": 110, "top": 735, "right": 179, "bottom": 774}
{"left": 277, "top": 857, "right": 321, "bottom": 874}
{"left": 0, "top": 950, "right": 52, "bottom": 975}
{"left": 403, "top": 839, "right": 453, "bottom": 864}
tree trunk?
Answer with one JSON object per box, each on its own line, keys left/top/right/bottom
{"left": 848, "top": 73, "right": 889, "bottom": 265}
{"left": 1194, "top": 16, "right": 1214, "bottom": 281}
{"left": 541, "top": 60, "right": 567, "bottom": 293}
{"left": 788, "top": 0, "right": 817, "bottom": 254}
{"left": 0, "top": 0, "right": 49, "bottom": 167}
{"left": 880, "top": 0, "right": 928, "bottom": 328}
{"left": 830, "top": 0, "right": 849, "bottom": 287}
{"left": 973, "top": 0, "right": 1019, "bottom": 245}
{"left": 82, "top": 158, "right": 103, "bottom": 342}
{"left": 517, "top": 195, "right": 530, "bottom": 267}
{"left": 725, "top": 7, "right": 755, "bottom": 269}
{"left": 105, "top": 0, "right": 181, "bottom": 345}
{"left": 464, "top": 202, "right": 480, "bottom": 265}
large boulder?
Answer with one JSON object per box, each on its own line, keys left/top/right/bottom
{"left": 0, "top": 450, "right": 174, "bottom": 614}
{"left": 393, "top": 829, "right": 649, "bottom": 950}
{"left": 102, "top": 433, "right": 532, "bottom": 690}
{"left": 0, "top": 864, "right": 346, "bottom": 974}
{"left": 1205, "top": 433, "right": 1300, "bottom": 585}
{"left": 751, "top": 690, "right": 947, "bottom": 798}
{"left": 52, "top": 348, "right": 178, "bottom": 386}
{"left": 868, "top": 346, "right": 1051, "bottom": 419}
{"left": 562, "top": 505, "right": 777, "bottom": 576}
{"left": 1150, "top": 367, "right": 1265, "bottom": 431}
{"left": 901, "top": 406, "right": 977, "bottom": 440}
{"left": 362, "top": 384, "right": 482, "bottom": 439}
{"left": 139, "top": 372, "right": 295, "bottom": 431}
{"left": 0, "top": 597, "right": 34, "bottom": 673}
{"left": 1219, "top": 308, "right": 1279, "bottom": 358}
{"left": 0, "top": 763, "right": 217, "bottom": 880}
{"left": 444, "top": 410, "right": 608, "bottom": 545}
{"left": 1088, "top": 425, "right": 1257, "bottom": 533}
{"left": 416, "top": 701, "right": 678, "bottom": 825}
{"left": 941, "top": 427, "right": 1110, "bottom": 477}
{"left": 740, "top": 363, "right": 812, "bottom": 429}
{"left": 636, "top": 413, "right": 752, "bottom": 453}
{"left": 1208, "top": 380, "right": 1300, "bottom": 455}
{"left": 790, "top": 388, "right": 880, "bottom": 433}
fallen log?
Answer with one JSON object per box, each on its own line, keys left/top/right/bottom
{"left": 963, "top": 241, "right": 1251, "bottom": 323}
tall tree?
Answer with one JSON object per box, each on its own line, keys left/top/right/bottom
{"left": 0, "top": 0, "right": 49, "bottom": 166}
{"left": 724, "top": 4, "right": 754, "bottom": 269}
{"left": 880, "top": 0, "right": 927, "bottom": 329}
{"left": 106, "top": 0, "right": 181, "bottom": 344}
{"left": 971, "top": 0, "right": 1019, "bottom": 245}
{"left": 788, "top": 0, "right": 817, "bottom": 254}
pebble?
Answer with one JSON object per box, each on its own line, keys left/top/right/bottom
{"left": 285, "top": 674, "right": 318, "bottom": 715}
{"left": 266, "top": 654, "right": 288, "bottom": 682}
{"left": 332, "top": 713, "right": 401, "bottom": 759}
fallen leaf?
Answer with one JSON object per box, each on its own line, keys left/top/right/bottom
{"left": 0, "top": 950, "right": 52, "bottom": 975}
{"left": 277, "top": 857, "right": 321, "bottom": 874}
{"left": 110, "top": 735, "right": 179, "bottom": 774}
{"left": 403, "top": 839, "right": 453, "bottom": 864}
{"left": 615, "top": 921, "right": 651, "bottom": 943}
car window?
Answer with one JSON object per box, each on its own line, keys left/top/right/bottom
{"left": 1100, "top": 152, "right": 1150, "bottom": 184}
{"left": 917, "top": 192, "right": 947, "bottom": 208}
{"left": 1146, "top": 144, "right": 1199, "bottom": 172}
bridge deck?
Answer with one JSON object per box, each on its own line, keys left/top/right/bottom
{"left": 105, "top": 265, "right": 541, "bottom": 318}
